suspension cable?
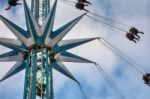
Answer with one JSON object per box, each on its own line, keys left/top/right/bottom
{"left": 94, "top": 63, "right": 126, "bottom": 99}
{"left": 77, "top": 83, "right": 87, "bottom": 99}
{"left": 88, "top": 11, "right": 131, "bottom": 28}
{"left": 60, "top": 0, "right": 129, "bottom": 34}
{"left": 61, "top": 0, "right": 77, "bottom": 4}
{"left": 98, "top": 38, "right": 145, "bottom": 75}
{"left": 60, "top": 0, "right": 145, "bottom": 75}
{"left": 62, "top": 0, "right": 132, "bottom": 28}
{"left": 86, "top": 15, "right": 126, "bottom": 38}
{"left": 59, "top": 0, "right": 75, "bottom": 7}
{"left": 86, "top": 15, "right": 128, "bottom": 33}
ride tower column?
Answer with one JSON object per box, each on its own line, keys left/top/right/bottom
{"left": 23, "top": 46, "right": 54, "bottom": 99}
{"left": 23, "top": 0, "right": 53, "bottom": 99}
{"left": 31, "top": 0, "right": 50, "bottom": 26}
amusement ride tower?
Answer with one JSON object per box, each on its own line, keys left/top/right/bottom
{"left": 0, "top": 0, "right": 98, "bottom": 99}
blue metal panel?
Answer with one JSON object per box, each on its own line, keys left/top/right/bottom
{"left": 50, "top": 13, "right": 85, "bottom": 39}
{"left": 57, "top": 51, "right": 94, "bottom": 63}
{"left": 35, "top": 0, "right": 39, "bottom": 23}
{"left": 50, "top": 63, "right": 53, "bottom": 99}
{"left": 24, "top": 0, "right": 38, "bottom": 42}
{"left": 31, "top": 0, "right": 35, "bottom": 13}
{"left": 0, "top": 51, "right": 18, "bottom": 58}
{"left": 45, "top": 0, "right": 48, "bottom": 17}
{"left": 0, "top": 15, "right": 29, "bottom": 38}
{"left": 42, "top": 0, "right": 57, "bottom": 41}
{"left": 48, "top": 0, "right": 50, "bottom": 13}
{"left": 52, "top": 62, "right": 78, "bottom": 83}
{"left": 54, "top": 38, "right": 97, "bottom": 53}
{"left": 61, "top": 51, "right": 87, "bottom": 60}
{"left": 0, "top": 62, "right": 25, "bottom": 82}
{"left": 23, "top": 55, "right": 30, "bottom": 99}
{"left": 45, "top": 49, "right": 50, "bottom": 99}
{"left": 31, "top": 49, "right": 37, "bottom": 99}
{"left": 0, "top": 42, "right": 27, "bottom": 53}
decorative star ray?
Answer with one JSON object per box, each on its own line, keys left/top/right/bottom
{"left": 24, "top": 0, "right": 39, "bottom": 43}
{"left": 0, "top": 0, "right": 98, "bottom": 83}
{"left": 0, "top": 62, "right": 25, "bottom": 82}
{"left": 0, "top": 52, "right": 23, "bottom": 62}
{"left": 52, "top": 62, "right": 78, "bottom": 83}
{"left": 0, "top": 15, "right": 29, "bottom": 47}
{"left": 41, "top": 0, "right": 57, "bottom": 39}
{"left": 54, "top": 37, "right": 98, "bottom": 53}
{"left": 0, "top": 38, "right": 26, "bottom": 52}
{"left": 55, "top": 51, "right": 95, "bottom": 63}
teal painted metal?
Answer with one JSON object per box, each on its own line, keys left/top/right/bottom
{"left": 42, "top": 0, "right": 46, "bottom": 19}
{"left": 35, "top": 0, "right": 39, "bottom": 23}
{"left": 0, "top": 15, "right": 29, "bottom": 38}
{"left": 42, "top": 1, "right": 45, "bottom": 20}
{"left": 45, "top": 49, "right": 50, "bottom": 99}
{"left": 0, "top": 62, "right": 26, "bottom": 82}
{"left": 50, "top": 68, "right": 53, "bottom": 99}
{"left": 58, "top": 51, "right": 94, "bottom": 63}
{"left": 48, "top": 0, "right": 50, "bottom": 13}
{"left": 45, "top": 0, "right": 48, "bottom": 17}
{"left": 0, "top": 42, "right": 23, "bottom": 53}
{"left": 43, "top": 0, "right": 50, "bottom": 19}
{"left": 24, "top": 0, "right": 39, "bottom": 43}
{"left": 31, "top": 0, "right": 50, "bottom": 24}
{"left": 54, "top": 38, "right": 98, "bottom": 53}
{"left": 42, "top": 0, "right": 57, "bottom": 41}
{"left": 22, "top": 47, "right": 54, "bottom": 99}
{"left": 52, "top": 63, "right": 78, "bottom": 82}
{"left": 31, "top": 49, "right": 38, "bottom": 99}
{"left": 23, "top": 55, "right": 30, "bottom": 99}
{"left": 50, "top": 13, "right": 85, "bottom": 39}
{"left": 31, "top": 0, "right": 34, "bottom": 13}
{"left": 50, "top": 63, "right": 53, "bottom": 99}
{"left": 0, "top": 51, "right": 18, "bottom": 58}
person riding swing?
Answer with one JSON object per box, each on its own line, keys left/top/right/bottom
{"left": 75, "top": 2, "right": 89, "bottom": 12}
{"left": 129, "top": 27, "right": 144, "bottom": 39}
{"left": 5, "top": 0, "right": 22, "bottom": 10}
{"left": 143, "top": 73, "right": 150, "bottom": 87}
{"left": 126, "top": 32, "right": 139, "bottom": 43}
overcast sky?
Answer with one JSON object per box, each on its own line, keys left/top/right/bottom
{"left": 0, "top": 0, "right": 150, "bottom": 99}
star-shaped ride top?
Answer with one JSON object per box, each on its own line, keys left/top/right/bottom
{"left": 0, "top": 0, "right": 98, "bottom": 83}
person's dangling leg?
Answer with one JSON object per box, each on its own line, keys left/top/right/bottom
{"left": 135, "top": 34, "right": 140, "bottom": 39}
{"left": 134, "top": 37, "right": 139, "bottom": 41}
{"left": 132, "top": 39, "right": 137, "bottom": 43}
{"left": 16, "top": 3, "right": 22, "bottom": 5}
{"left": 5, "top": 5, "right": 11, "bottom": 10}
{"left": 139, "top": 31, "right": 144, "bottom": 34}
